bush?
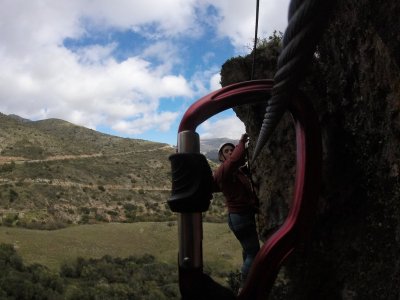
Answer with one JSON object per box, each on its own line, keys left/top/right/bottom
{"left": 0, "top": 244, "right": 64, "bottom": 299}
{"left": 0, "top": 245, "right": 183, "bottom": 299}
{"left": 60, "top": 262, "right": 78, "bottom": 278}
{"left": 2, "top": 213, "right": 18, "bottom": 227}
{"left": 0, "top": 244, "right": 23, "bottom": 270}
{"left": 79, "top": 207, "right": 90, "bottom": 214}
{"left": 9, "top": 189, "right": 19, "bottom": 202}
{"left": 59, "top": 254, "right": 179, "bottom": 299}
{"left": 123, "top": 203, "right": 137, "bottom": 212}
{"left": 79, "top": 215, "right": 89, "bottom": 224}
{"left": 0, "top": 161, "right": 16, "bottom": 173}
{"left": 106, "top": 210, "right": 118, "bottom": 216}
{"left": 95, "top": 214, "right": 107, "bottom": 222}
{"left": 125, "top": 211, "right": 136, "bottom": 221}
{"left": 23, "top": 220, "right": 67, "bottom": 230}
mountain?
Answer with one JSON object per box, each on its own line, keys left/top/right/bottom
{"left": 7, "top": 114, "right": 32, "bottom": 123}
{"left": 0, "top": 114, "right": 227, "bottom": 229}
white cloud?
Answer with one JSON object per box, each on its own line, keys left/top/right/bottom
{"left": 0, "top": 1, "right": 83, "bottom": 56}
{"left": 202, "top": 0, "right": 290, "bottom": 52}
{"left": 199, "top": 115, "right": 245, "bottom": 140}
{"left": 0, "top": 0, "right": 288, "bottom": 142}
{"left": 209, "top": 73, "right": 222, "bottom": 91}
{"left": 141, "top": 41, "right": 181, "bottom": 73}
{"left": 189, "top": 67, "right": 222, "bottom": 99}
{"left": 112, "top": 111, "right": 179, "bottom": 135}
{"left": 80, "top": 0, "right": 200, "bottom": 37}
{"left": 76, "top": 43, "right": 117, "bottom": 65}
{"left": 0, "top": 42, "right": 191, "bottom": 128}
{"left": 160, "top": 76, "right": 192, "bottom": 98}
{"left": 0, "top": 0, "right": 203, "bottom": 137}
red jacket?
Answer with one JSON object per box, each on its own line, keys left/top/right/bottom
{"left": 213, "top": 140, "right": 257, "bottom": 213}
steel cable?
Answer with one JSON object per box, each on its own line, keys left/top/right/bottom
{"left": 252, "top": 0, "right": 335, "bottom": 160}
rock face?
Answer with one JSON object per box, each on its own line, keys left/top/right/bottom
{"left": 221, "top": 1, "right": 399, "bottom": 298}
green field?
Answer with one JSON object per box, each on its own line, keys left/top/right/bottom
{"left": 0, "top": 222, "right": 241, "bottom": 274}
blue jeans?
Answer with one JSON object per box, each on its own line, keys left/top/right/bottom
{"left": 228, "top": 212, "right": 260, "bottom": 282}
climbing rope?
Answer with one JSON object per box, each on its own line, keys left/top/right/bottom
{"left": 251, "top": 0, "right": 260, "bottom": 80}
{"left": 244, "top": 140, "right": 260, "bottom": 210}
{"left": 252, "top": 0, "right": 336, "bottom": 160}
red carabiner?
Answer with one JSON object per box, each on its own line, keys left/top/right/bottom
{"left": 176, "top": 80, "right": 321, "bottom": 299}
{"left": 238, "top": 91, "right": 322, "bottom": 299}
{"left": 179, "top": 80, "right": 274, "bottom": 133}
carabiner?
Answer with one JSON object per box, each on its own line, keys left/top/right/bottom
{"left": 169, "top": 80, "right": 321, "bottom": 299}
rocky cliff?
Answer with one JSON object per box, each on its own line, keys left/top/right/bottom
{"left": 221, "top": 1, "right": 399, "bottom": 298}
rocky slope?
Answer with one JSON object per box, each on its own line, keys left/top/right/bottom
{"left": 0, "top": 114, "right": 227, "bottom": 228}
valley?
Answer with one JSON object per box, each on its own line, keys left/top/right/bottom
{"left": 0, "top": 113, "right": 240, "bottom": 298}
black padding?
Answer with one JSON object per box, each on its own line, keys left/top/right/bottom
{"left": 168, "top": 153, "right": 213, "bottom": 213}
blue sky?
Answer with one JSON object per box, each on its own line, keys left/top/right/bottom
{"left": 0, "top": 0, "right": 289, "bottom": 145}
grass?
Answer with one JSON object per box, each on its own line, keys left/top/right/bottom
{"left": 0, "top": 222, "right": 242, "bottom": 273}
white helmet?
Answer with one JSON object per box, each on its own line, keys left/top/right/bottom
{"left": 218, "top": 142, "right": 235, "bottom": 155}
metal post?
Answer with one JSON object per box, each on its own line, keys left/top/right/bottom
{"left": 176, "top": 130, "right": 203, "bottom": 269}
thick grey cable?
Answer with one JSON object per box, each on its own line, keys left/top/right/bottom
{"left": 252, "top": 0, "right": 335, "bottom": 160}
{"left": 251, "top": 0, "right": 260, "bottom": 80}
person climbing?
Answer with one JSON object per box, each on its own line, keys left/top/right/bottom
{"left": 212, "top": 133, "right": 260, "bottom": 288}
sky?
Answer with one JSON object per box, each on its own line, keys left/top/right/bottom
{"left": 0, "top": 0, "right": 290, "bottom": 145}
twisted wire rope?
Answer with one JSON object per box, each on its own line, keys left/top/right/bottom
{"left": 252, "top": 0, "right": 335, "bottom": 160}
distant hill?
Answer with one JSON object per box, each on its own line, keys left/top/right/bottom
{"left": 7, "top": 114, "right": 32, "bottom": 123}
{"left": 0, "top": 113, "right": 227, "bottom": 229}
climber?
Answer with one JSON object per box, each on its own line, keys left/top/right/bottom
{"left": 213, "top": 133, "right": 260, "bottom": 288}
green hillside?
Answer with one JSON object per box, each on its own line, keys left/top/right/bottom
{"left": 0, "top": 114, "right": 226, "bottom": 228}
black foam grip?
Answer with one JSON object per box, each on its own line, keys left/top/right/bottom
{"left": 168, "top": 153, "right": 213, "bottom": 213}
